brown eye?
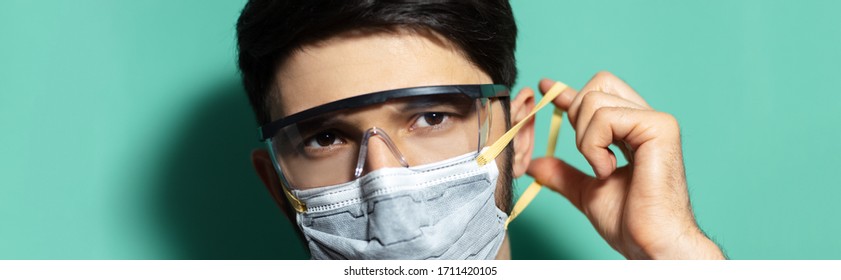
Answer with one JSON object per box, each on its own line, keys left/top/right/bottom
{"left": 305, "top": 131, "right": 344, "bottom": 148}
{"left": 316, "top": 132, "right": 336, "bottom": 146}
{"left": 417, "top": 112, "right": 447, "bottom": 127}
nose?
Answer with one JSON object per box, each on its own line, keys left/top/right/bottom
{"left": 354, "top": 127, "right": 409, "bottom": 177}
{"left": 364, "top": 136, "right": 406, "bottom": 173}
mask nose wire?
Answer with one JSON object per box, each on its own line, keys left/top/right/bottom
{"left": 354, "top": 127, "right": 410, "bottom": 178}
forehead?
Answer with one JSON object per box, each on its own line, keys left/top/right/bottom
{"left": 272, "top": 30, "right": 492, "bottom": 119}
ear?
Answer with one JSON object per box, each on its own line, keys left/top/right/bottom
{"left": 510, "top": 87, "right": 536, "bottom": 178}
{"left": 251, "top": 149, "right": 296, "bottom": 223}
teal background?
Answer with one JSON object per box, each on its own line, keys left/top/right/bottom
{"left": 1, "top": 0, "right": 839, "bottom": 259}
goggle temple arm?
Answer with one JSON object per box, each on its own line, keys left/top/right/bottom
{"left": 265, "top": 138, "right": 308, "bottom": 213}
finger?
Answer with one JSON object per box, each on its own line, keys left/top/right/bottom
{"left": 578, "top": 107, "right": 679, "bottom": 179}
{"left": 579, "top": 71, "right": 650, "bottom": 109}
{"left": 538, "top": 77, "right": 578, "bottom": 111}
{"left": 566, "top": 88, "right": 637, "bottom": 131}
{"left": 572, "top": 91, "right": 648, "bottom": 147}
{"left": 526, "top": 157, "right": 593, "bottom": 212}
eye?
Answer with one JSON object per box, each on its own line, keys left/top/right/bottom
{"left": 414, "top": 112, "right": 448, "bottom": 128}
{"left": 304, "top": 131, "right": 345, "bottom": 148}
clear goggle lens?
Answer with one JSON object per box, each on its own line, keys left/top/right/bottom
{"left": 267, "top": 94, "right": 492, "bottom": 189}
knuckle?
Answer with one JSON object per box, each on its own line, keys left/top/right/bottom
{"left": 657, "top": 112, "right": 680, "bottom": 128}
{"left": 646, "top": 111, "right": 681, "bottom": 139}
{"left": 593, "top": 70, "right": 616, "bottom": 81}
{"left": 577, "top": 140, "right": 593, "bottom": 155}
{"left": 580, "top": 91, "right": 600, "bottom": 108}
{"left": 576, "top": 133, "right": 591, "bottom": 153}
{"left": 592, "top": 106, "right": 618, "bottom": 121}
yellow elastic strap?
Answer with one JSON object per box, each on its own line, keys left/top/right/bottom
{"left": 503, "top": 108, "right": 564, "bottom": 229}
{"left": 474, "top": 82, "right": 568, "bottom": 230}
{"left": 476, "top": 82, "right": 568, "bottom": 166}
{"left": 281, "top": 181, "right": 307, "bottom": 213}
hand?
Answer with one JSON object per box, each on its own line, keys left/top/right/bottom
{"left": 527, "top": 72, "right": 724, "bottom": 259}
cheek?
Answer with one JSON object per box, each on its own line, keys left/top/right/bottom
{"left": 487, "top": 99, "right": 513, "bottom": 213}
{"left": 487, "top": 100, "right": 510, "bottom": 146}
{"left": 493, "top": 146, "right": 514, "bottom": 214}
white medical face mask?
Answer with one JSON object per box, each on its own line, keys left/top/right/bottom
{"left": 291, "top": 150, "right": 505, "bottom": 259}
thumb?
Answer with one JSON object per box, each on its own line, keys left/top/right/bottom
{"left": 526, "top": 157, "right": 593, "bottom": 212}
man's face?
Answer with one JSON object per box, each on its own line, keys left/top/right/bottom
{"left": 253, "top": 29, "right": 537, "bottom": 259}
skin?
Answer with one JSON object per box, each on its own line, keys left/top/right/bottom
{"left": 250, "top": 29, "right": 724, "bottom": 259}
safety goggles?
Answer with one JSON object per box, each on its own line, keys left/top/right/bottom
{"left": 259, "top": 84, "right": 510, "bottom": 190}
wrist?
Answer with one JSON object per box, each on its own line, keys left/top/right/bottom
{"left": 646, "top": 229, "right": 725, "bottom": 260}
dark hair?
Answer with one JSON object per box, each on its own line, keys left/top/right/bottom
{"left": 236, "top": 0, "right": 518, "bottom": 125}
